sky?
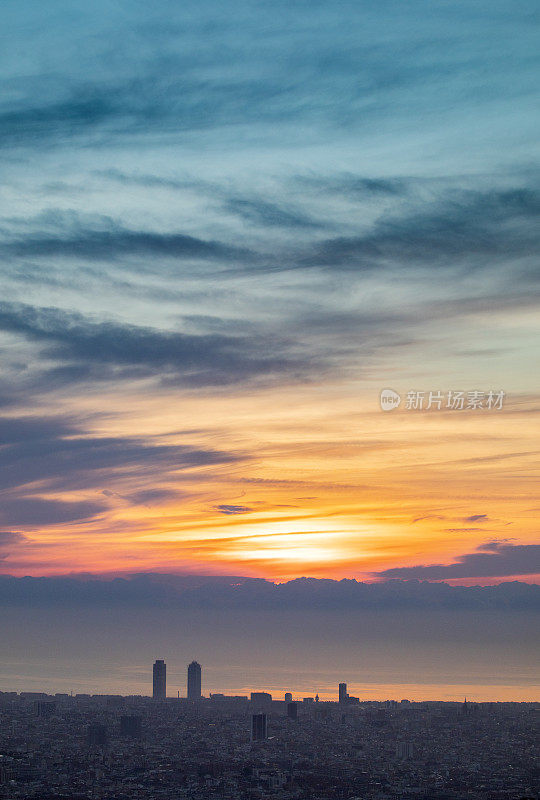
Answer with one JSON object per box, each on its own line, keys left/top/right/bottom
{"left": 0, "top": 0, "right": 539, "bottom": 697}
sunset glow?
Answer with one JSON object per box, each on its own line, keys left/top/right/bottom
{"left": 3, "top": 383, "right": 539, "bottom": 580}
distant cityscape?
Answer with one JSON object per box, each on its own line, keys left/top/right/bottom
{"left": 150, "top": 658, "right": 365, "bottom": 707}
{"left": 0, "top": 659, "right": 538, "bottom": 799}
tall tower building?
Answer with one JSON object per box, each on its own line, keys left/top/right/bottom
{"left": 153, "top": 659, "right": 166, "bottom": 700}
{"left": 187, "top": 661, "right": 202, "bottom": 700}
{"left": 251, "top": 713, "right": 268, "bottom": 741}
{"left": 87, "top": 723, "right": 108, "bottom": 749}
{"left": 396, "top": 741, "right": 414, "bottom": 759}
{"left": 338, "top": 682, "right": 348, "bottom": 703}
{"left": 287, "top": 701, "right": 298, "bottom": 720}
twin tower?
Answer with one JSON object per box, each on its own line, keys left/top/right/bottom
{"left": 152, "top": 659, "right": 201, "bottom": 701}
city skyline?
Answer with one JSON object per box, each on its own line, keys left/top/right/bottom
{"left": 3, "top": 642, "right": 539, "bottom": 703}
{"left": 147, "top": 667, "right": 442, "bottom": 705}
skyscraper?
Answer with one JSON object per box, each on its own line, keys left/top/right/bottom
{"left": 251, "top": 713, "right": 268, "bottom": 741}
{"left": 250, "top": 691, "right": 272, "bottom": 707}
{"left": 187, "top": 660, "right": 202, "bottom": 700}
{"left": 396, "top": 741, "right": 414, "bottom": 759}
{"left": 338, "top": 682, "right": 348, "bottom": 703}
{"left": 153, "top": 659, "right": 166, "bottom": 700}
{"left": 287, "top": 701, "right": 298, "bottom": 720}
{"left": 87, "top": 724, "right": 108, "bottom": 749}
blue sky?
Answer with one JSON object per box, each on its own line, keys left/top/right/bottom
{"left": 2, "top": 0, "right": 539, "bottom": 351}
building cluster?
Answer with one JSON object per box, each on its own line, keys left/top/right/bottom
{"left": 152, "top": 660, "right": 202, "bottom": 703}
{"left": 0, "top": 667, "right": 537, "bottom": 800}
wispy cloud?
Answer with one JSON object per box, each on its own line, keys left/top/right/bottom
{"left": 373, "top": 542, "right": 540, "bottom": 580}
{"left": 215, "top": 505, "right": 253, "bottom": 515}
{"left": 0, "top": 411, "right": 242, "bottom": 527}
{"left": 1, "top": 221, "right": 253, "bottom": 263}
{"left": 0, "top": 302, "right": 321, "bottom": 387}
{"left": 0, "top": 531, "right": 28, "bottom": 559}
{"left": 300, "top": 186, "right": 540, "bottom": 271}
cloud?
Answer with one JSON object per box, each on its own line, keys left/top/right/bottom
{"left": 0, "top": 412, "right": 242, "bottom": 529}
{"left": 0, "top": 65, "right": 319, "bottom": 148}
{"left": 6, "top": 176, "right": 539, "bottom": 291}
{"left": 223, "top": 197, "right": 320, "bottom": 230}
{"left": 300, "top": 187, "right": 540, "bottom": 271}
{"left": 0, "top": 411, "right": 248, "bottom": 530}
{"left": 445, "top": 528, "right": 485, "bottom": 533}
{"left": 2, "top": 0, "right": 536, "bottom": 159}
{"left": 372, "top": 542, "right": 540, "bottom": 580}
{"left": 0, "top": 406, "right": 255, "bottom": 531}
{"left": 476, "top": 538, "right": 515, "bottom": 551}
{"left": 464, "top": 514, "right": 489, "bottom": 522}
{"left": 95, "top": 169, "right": 191, "bottom": 191}
{"left": 0, "top": 498, "right": 104, "bottom": 526}
{"left": 101, "top": 488, "right": 181, "bottom": 507}
{"left": 0, "top": 573, "right": 538, "bottom": 610}
{"left": 1, "top": 221, "right": 253, "bottom": 263}
{"left": 0, "top": 413, "right": 241, "bottom": 495}
{"left": 0, "top": 302, "right": 320, "bottom": 387}
{"left": 0, "top": 531, "right": 28, "bottom": 558}
{"left": 215, "top": 505, "right": 253, "bottom": 515}
{"left": 0, "top": 24, "right": 396, "bottom": 148}
{"left": 295, "top": 174, "right": 408, "bottom": 199}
